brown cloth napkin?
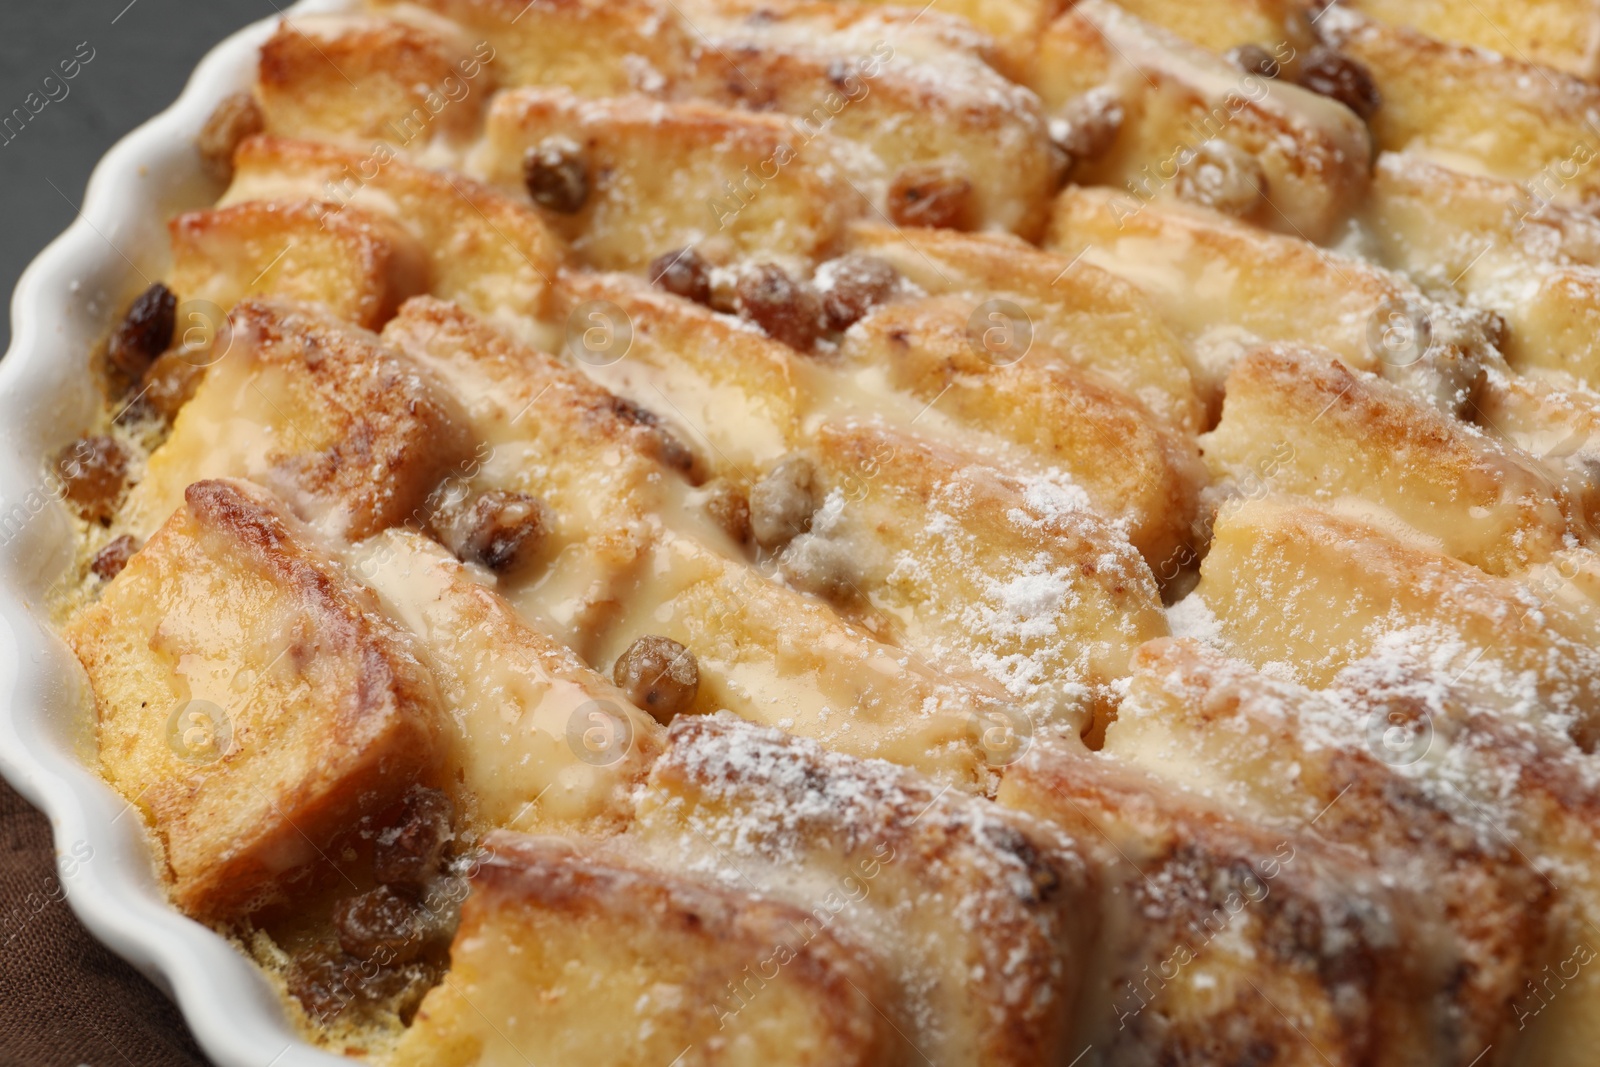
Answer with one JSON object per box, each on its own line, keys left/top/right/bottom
{"left": 0, "top": 778, "right": 208, "bottom": 1067}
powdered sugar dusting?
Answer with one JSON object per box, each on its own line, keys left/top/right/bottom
{"left": 628, "top": 714, "right": 1086, "bottom": 1056}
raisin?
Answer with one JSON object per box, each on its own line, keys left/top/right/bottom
{"left": 434, "top": 490, "right": 549, "bottom": 574}
{"left": 736, "top": 264, "right": 823, "bottom": 351}
{"left": 1297, "top": 46, "right": 1381, "bottom": 121}
{"left": 614, "top": 635, "right": 699, "bottom": 724}
{"left": 819, "top": 254, "right": 901, "bottom": 332}
{"left": 703, "top": 478, "right": 751, "bottom": 544}
{"left": 332, "top": 885, "right": 426, "bottom": 964}
{"left": 748, "top": 455, "right": 817, "bottom": 549}
{"left": 374, "top": 788, "right": 453, "bottom": 891}
{"left": 523, "top": 138, "right": 590, "bottom": 214}
{"left": 1052, "top": 89, "right": 1125, "bottom": 172}
{"left": 650, "top": 247, "right": 713, "bottom": 305}
{"left": 649, "top": 429, "right": 696, "bottom": 473}
{"left": 778, "top": 534, "right": 860, "bottom": 603}
{"left": 608, "top": 395, "right": 657, "bottom": 427}
{"left": 107, "top": 283, "right": 176, "bottom": 380}
{"left": 196, "top": 92, "right": 264, "bottom": 185}
{"left": 1173, "top": 140, "right": 1267, "bottom": 219}
{"left": 287, "top": 947, "right": 421, "bottom": 1025}
{"left": 133, "top": 350, "right": 207, "bottom": 424}
{"left": 287, "top": 952, "right": 360, "bottom": 1024}
{"left": 90, "top": 535, "right": 138, "bottom": 581}
{"left": 609, "top": 396, "right": 696, "bottom": 473}
{"left": 54, "top": 435, "right": 129, "bottom": 525}
{"left": 473, "top": 491, "right": 549, "bottom": 573}
{"left": 886, "top": 165, "right": 973, "bottom": 231}
{"left": 707, "top": 268, "right": 743, "bottom": 315}
{"left": 1226, "top": 43, "right": 1281, "bottom": 79}
{"left": 981, "top": 822, "right": 1061, "bottom": 905}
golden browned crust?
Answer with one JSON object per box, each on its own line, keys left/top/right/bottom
{"left": 481, "top": 88, "right": 854, "bottom": 269}
{"left": 839, "top": 294, "right": 1204, "bottom": 568}
{"left": 257, "top": 14, "right": 492, "bottom": 147}
{"left": 66, "top": 479, "right": 443, "bottom": 918}
{"left": 1027, "top": 0, "right": 1371, "bottom": 242}
{"left": 802, "top": 421, "right": 1167, "bottom": 736}
{"left": 376, "top": 297, "right": 997, "bottom": 783}
{"left": 1048, "top": 184, "right": 1504, "bottom": 417}
{"left": 1049, "top": 186, "right": 1399, "bottom": 376}
{"left": 1195, "top": 498, "right": 1600, "bottom": 745}
{"left": 395, "top": 831, "right": 905, "bottom": 1067}
{"left": 351, "top": 529, "right": 665, "bottom": 834}
{"left": 681, "top": 22, "right": 1054, "bottom": 239}
{"left": 1000, "top": 745, "right": 1493, "bottom": 1067}
{"left": 1319, "top": 6, "right": 1600, "bottom": 193}
{"left": 123, "top": 299, "right": 471, "bottom": 542}
{"left": 1473, "top": 370, "right": 1600, "bottom": 531}
{"left": 226, "top": 135, "right": 565, "bottom": 322}
{"left": 168, "top": 199, "right": 428, "bottom": 330}
{"left": 1204, "top": 345, "right": 1576, "bottom": 573}
{"left": 372, "top": 0, "right": 699, "bottom": 94}
{"left": 1112, "top": 638, "right": 1557, "bottom": 1060}
{"left": 1107, "top": 0, "right": 1301, "bottom": 56}
{"left": 634, "top": 713, "right": 1093, "bottom": 1067}
{"left": 551, "top": 270, "right": 809, "bottom": 475}
{"left": 844, "top": 223, "right": 1205, "bottom": 434}
{"left": 378, "top": 293, "right": 692, "bottom": 545}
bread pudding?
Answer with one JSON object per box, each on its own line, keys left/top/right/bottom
{"left": 45, "top": 0, "right": 1600, "bottom": 1063}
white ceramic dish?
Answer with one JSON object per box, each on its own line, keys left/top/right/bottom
{"left": 0, "top": 3, "right": 358, "bottom": 1064}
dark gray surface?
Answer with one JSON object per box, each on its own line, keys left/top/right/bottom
{"left": 0, "top": 0, "right": 281, "bottom": 355}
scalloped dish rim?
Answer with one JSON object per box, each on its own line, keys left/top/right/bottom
{"left": 0, "top": 2, "right": 358, "bottom": 1064}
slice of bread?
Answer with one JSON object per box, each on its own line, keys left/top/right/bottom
{"left": 67, "top": 479, "right": 443, "bottom": 918}
{"left": 122, "top": 300, "right": 470, "bottom": 541}
{"left": 393, "top": 831, "right": 904, "bottom": 1067}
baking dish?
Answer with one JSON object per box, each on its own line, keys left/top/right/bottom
{"left": 0, "top": 2, "right": 354, "bottom": 1063}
